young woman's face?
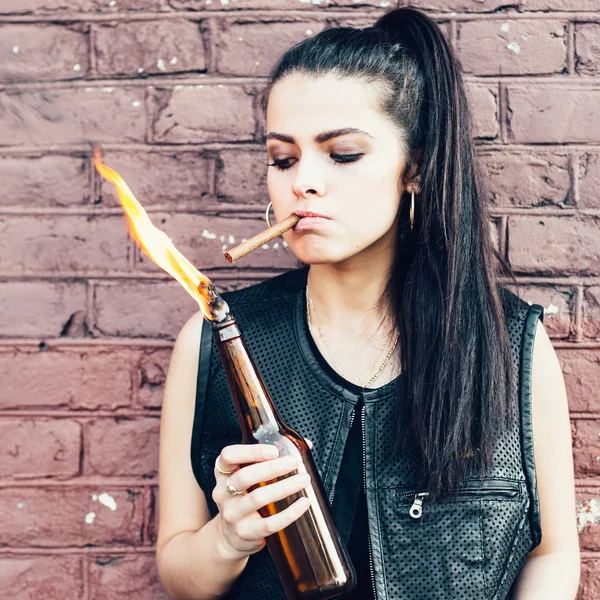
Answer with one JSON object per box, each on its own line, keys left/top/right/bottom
{"left": 265, "top": 72, "right": 407, "bottom": 265}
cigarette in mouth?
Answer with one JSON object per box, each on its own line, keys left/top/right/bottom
{"left": 224, "top": 214, "right": 301, "bottom": 264}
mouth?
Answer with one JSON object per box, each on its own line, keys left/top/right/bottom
{"left": 291, "top": 210, "right": 332, "bottom": 232}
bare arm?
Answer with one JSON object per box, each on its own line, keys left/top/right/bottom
{"left": 510, "top": 320, "right": 581, "bottom": 599}
{"left": 156, "top": 312, "right": 311, "bottom": 600}
{"left": 156, "top": 311, "right": 248, "bottom": 600}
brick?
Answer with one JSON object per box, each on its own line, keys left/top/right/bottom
{"left": 0, "top": 555, "right": 84, "bottom": 600}
{"left": 169, "top": 0, "right": 390, "bottom": 8}
{"left": 216, "top": 149, "right": 267, "bottom": 205}
{"left": 0, "top": 216, "right": 131, "bottom": 275}
{"left": 94, "top": 281, "right": 197, "bottom": 338}
{"left": 0, "top": 87, "right": 146, "bottom": 146}
{"left": 95, "top": 20, "right": 205, "bottom": 78}
{"left": 0, "top": 0, "right": 164, "bottom": 13}
{"left": 97, "top": 151, "right": 212, "bottom": 208}
{"left": 134, "top": 214, "right": 298, "bottom": 271}
{"left": 579, "top": 557, "right": 600, "bottom": 599}
{"left": 576, "top": 24, "right": 600, "bottom": 76}
{"left": 573, "top": 420, "right": 600, "bottom": 479}
{"left": 90, "top": 555, "right": 168, "bottom": 600}
{"left": 457, "top": 20, "right": 566, "bottom": 76}
{"left": 0, "top": 488, "right": 144, "bottom": 546}
{"left": 151, "top": 85, "right": 255, "bottom": 143}
{"left": 406, "top": 0, "right": 511, "bottom": 11}
{"left": 508, "top": 216, "right": 600, "bottom": 276}
{"left": 85, "top": 418, "right": 159, "bottom": 477}
{"left": 466, "top": 84, "right": 498, "bottom": 139}
{"left": 477, "top": 150, "right": 570, "bottom": 208}
{"left": 557, "top": 350, "right": 600, "bottom": 413}
{"left": 136, "top": 349, "right": 172, "bottom": 408}
{"left": 577, "top": 490, "right": 600, "bottom": 551}
{"left": 525, "top": 0, "right": 600, "bottom": 10}
{"left": 0, "top": 154, "right": 90, "bottom": 207}
{"left": 507, "top": 87, "right": 600, "bottom": 144}
{"left": 216, "top": 20, "right": 325, "bottom": 77}
{"left": 0, "top": 348, "right": 132, "bottom": 410}
{"left": 507, "top": 284, "right": 575, "bottom": 339}
{"left": 579, "top": 153, "right": 600, "bottom": 209}
{"left": 583, "top": 287, "right": 600, "bottom": 340}
{"left": 0, "top": 282, "right": 87, "bottom": 338}
{"left": 0, "top": 25, "right": 88, "bottom": 83}
{"left": 0, "top": 419, "right": 81, "bottom": 478}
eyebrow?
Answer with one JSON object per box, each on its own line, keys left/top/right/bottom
{"left": 266, "top": 127, "right": 374, "bottom": 144}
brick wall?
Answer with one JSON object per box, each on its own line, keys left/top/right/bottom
{"left": 0, "top": 0, "right": 599, "bottom": 597}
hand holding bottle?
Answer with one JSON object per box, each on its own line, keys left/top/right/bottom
{"left": 213, "top": 443, "right": 313, "bottom": 560}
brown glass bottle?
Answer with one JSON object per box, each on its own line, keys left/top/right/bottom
{"left": 212, "top": 318, "right": 357, "bottom": 600}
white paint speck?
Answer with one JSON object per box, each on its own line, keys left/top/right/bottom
{"left": 91, "top": 494, "right": 98, "bottom": 501}
{"left": 137, "top": 67, "right": 144, "bottom": 74}
{"left": 108, "top": 0, "right": 116, "bottom": 6}
{"left": 220, "top": 0, "right": 229, "bottom": 4}
{"left": 170, "top": 56, "right": 178, "bottom": 65}
{"left": 73, "top": 63, "right": 81, "bottom": 71}
{"left": 273, "top": 242, "right": 279, "bottom": 249}
{"left": 576, "top": 498, "right": 600, "bottom": 532}
{"left": 16, "top": 501, "right": 27, "bottom": 509}
{"left": 12, "top": 46, "right": 19, "bottom": 54}
{"left": 521, "top": 33, "right": 529, "bottom": 41}
{"left": 255, "top": 61, "right": 260, "bottom": 66}
{"left": 98, "top": 492, "right": 117, "bottom": 511}
{"left": 545, "top": 303, "right": 559, "bottom": 315}
{"left": 282, "top": 240, "right": 288, "bottom": 248}
{"left": 312, "top": 0, "right": 322, "bottom": 4}
{"left": 220, "top": 235, "right": 225, "bottom": 242}
{"left": 506, "top": 42, "right": 521, "bottom": 55}
{"left": 222, "top": 244, "right": 227, "bottom": 251}
{"left": 238, "top": 37, "right": 244, "bottom": 42}
{"left": 206, "top": 0, "right": 212, "bottom": 4}
{"left": 501, "top": 22, "right": 510, "bottom": 33}
{"left": 305, "top": 29, "right": 313, "bottom": 36}
{"left": 157, "top": 58, "right": 167, "bottom": 72}
{"left": 85, "top": 511, "right": 96, "bottom": 524}
{"left": 298, "top": 0, "right": 310, "bottom": 3}
{"left": 241, "top": 238, "right": 247, "bottom": 243}
{"left": 202, "top": 229, "right": 217, "bottom": 240}
{"left": 102, "top": 87, "right": 114, "bottom": 93}
{"left": 228, "top": 235, "right": 235, "bottom": 244}
{"left": 217, "top": 84, "right": 223, "bottom": 88}
{"left": 262, "top": 244, "right": 269, "bottom": 250}
{"left": 132, "top": 100, "right": 141, "bottom": 108}
{"left": 380, "top": 1, "right": 390, "bottom": 7}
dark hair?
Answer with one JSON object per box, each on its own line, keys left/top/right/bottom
{"left": 261, "top": 8, "right": 515, "bottom": 499}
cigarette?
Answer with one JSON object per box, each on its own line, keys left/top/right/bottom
{"left": 224, "top": 214, "right": 300, "bottom": 264}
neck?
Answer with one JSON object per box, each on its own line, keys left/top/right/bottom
{"left": 306, "top": 241, "right": 396, "bottom": 339}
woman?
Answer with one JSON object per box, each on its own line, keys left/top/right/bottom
{"left": 156, "top": 8, "right": 580, "bottom": 600}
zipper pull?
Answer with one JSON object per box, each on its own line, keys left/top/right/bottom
{"left": 408, "top": 492, "right": 429, "bottom": 519}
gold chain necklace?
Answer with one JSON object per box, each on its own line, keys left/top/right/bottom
{"left": 305, "top": 291, "right": 399, "bottom": 388}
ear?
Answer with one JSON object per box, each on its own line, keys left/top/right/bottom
{"left": 403, "top": 149, "right": 423, "bottom": 195}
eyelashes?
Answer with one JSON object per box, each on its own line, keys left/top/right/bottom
{"left": 267, "top": 153, "right": 364, "bottom": 171}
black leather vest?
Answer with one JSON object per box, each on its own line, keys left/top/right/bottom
{"left": 191, "top": 267, "right": 543, "bottom": 600}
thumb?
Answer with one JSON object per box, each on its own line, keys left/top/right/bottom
{"left": 306, "top": 438, "right": 313, "bottom": 450}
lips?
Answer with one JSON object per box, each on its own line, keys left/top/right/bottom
{"left": 292, "top": 210, "right": 331, "bottom": 220}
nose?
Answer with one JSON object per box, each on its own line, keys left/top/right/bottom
{"left": 291, "top": 156, "right": 325, "bottom": 200}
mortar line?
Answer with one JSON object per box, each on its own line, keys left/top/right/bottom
{"left": 575, "top": 285, "right": 584, "bottom": 342}
{"left": 566, "top": 21, "right": 575, "bottom": 75}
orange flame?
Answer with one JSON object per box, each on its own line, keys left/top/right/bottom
{"left": 93, "top": 148, "right": 218, "bottom": 320}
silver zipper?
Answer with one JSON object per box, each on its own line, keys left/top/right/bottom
{"left": 404, "top": 492, "right": 430, "bottom": 519}
{"left": 361, "top": 402, "right": 378, "bottom": 600}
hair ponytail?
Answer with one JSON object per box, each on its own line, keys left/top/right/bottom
{"left": 263, "top": 8, "right": 515, "bottom": 499}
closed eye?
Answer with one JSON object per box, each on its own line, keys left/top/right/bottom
{"left": 268, "top": 153, "right": 364, "bottom": 171}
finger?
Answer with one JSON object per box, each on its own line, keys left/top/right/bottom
{"left": 241, "top": 496, "right": 312, "bottom": 539}
{"left": 217, "top": 444, "right": 279, "bottom": 473}
{"left": 230, "top": 472, "right": 310, "bottom": 522}
{"left": 306, "top": 438, "right": 313, "bottom": 450}
{"left": 233, "top": 455, "right": 301, "bottom": 491}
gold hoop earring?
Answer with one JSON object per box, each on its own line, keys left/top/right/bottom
{"left": 265, "top": 201, "right": 274, "bottom": 228}
{"left": 409, "top": 190, "right": 415, "bottom": 232}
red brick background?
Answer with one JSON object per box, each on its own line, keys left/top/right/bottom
{"left": 0, "top": 0, "right": 599, "bottom": 597}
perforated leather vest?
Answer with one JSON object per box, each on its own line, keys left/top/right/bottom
{"left": 190, "top": 267, "right": 543, "bottom": 600}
